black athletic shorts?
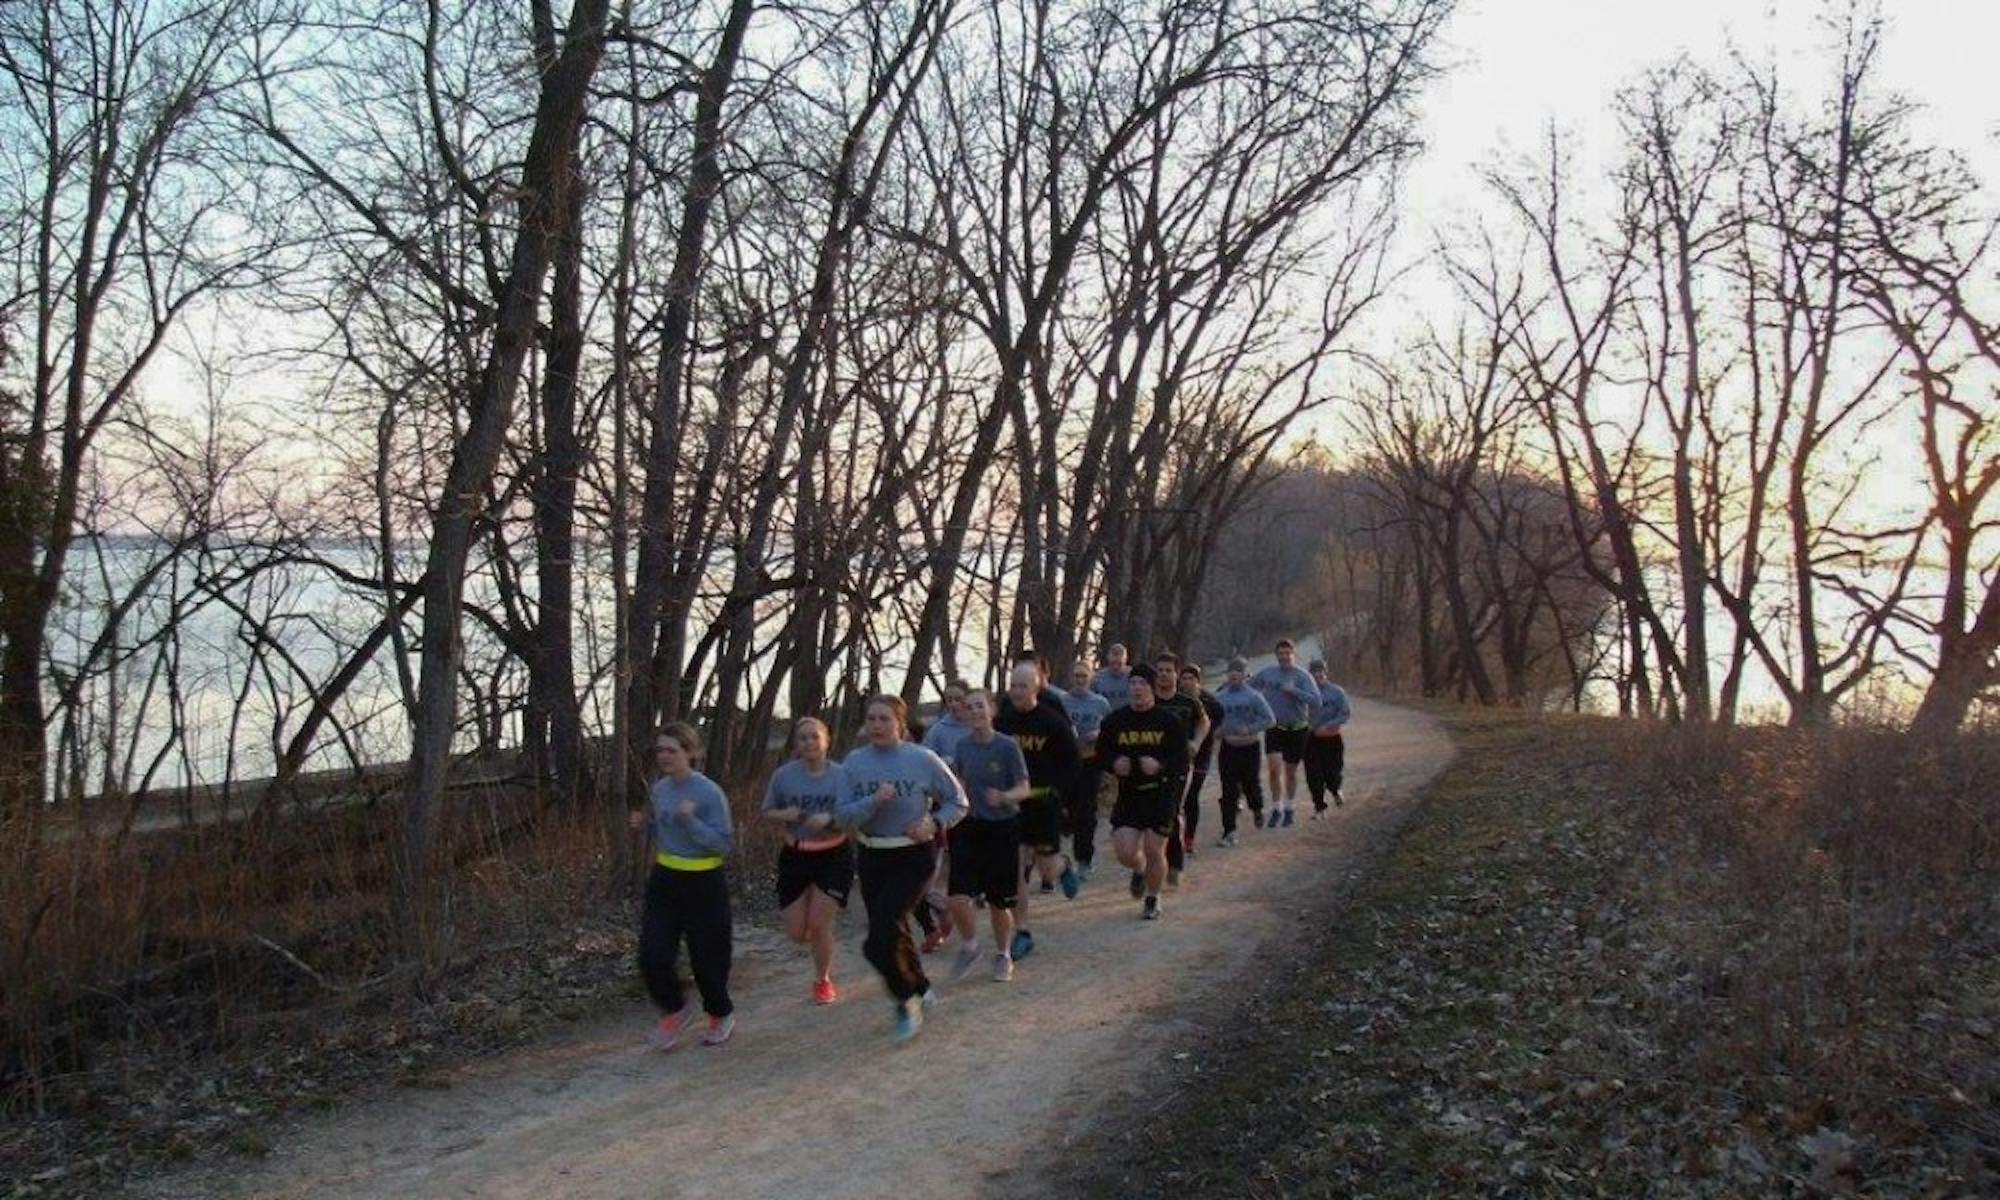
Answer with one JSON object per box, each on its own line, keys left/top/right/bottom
{"left": 947, "top": 816, "right": 1020, "bottom": 909}
{"left": 1266, "top": 724, "right": 1309, "bottom": 764}
{"left": 776, "top": 841, "right": 854, "bottom": 908}
{"left": 1020, "top": 788, "right": 1062, "bottom": 855}
{"left": 1110, "top": 787, "right": 1177, "bottom": 838}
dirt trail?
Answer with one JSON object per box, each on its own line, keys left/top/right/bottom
{"left": 147, "top": 698, "right": 1451, "bottom": 1200}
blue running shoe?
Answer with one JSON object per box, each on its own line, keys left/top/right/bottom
{"left": 893, "top": 999, "right": 923, "bottom": 1043}
{"left": 1059, "top": 863, "right": 1081, "bottom": 899}
{"left": 1010, "top": 929, "right": 1035, "bottom": 961}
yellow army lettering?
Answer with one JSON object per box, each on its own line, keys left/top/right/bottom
{"left": 1118, "top": 730, "right": 1166, "bottom": 747}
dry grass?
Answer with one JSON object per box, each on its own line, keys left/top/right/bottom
{"left": 1613, "top": 720, "right": 2000, "bottom": 1175}
{"left": 1057, "top": 707, "right": 1998, "bottom": 1198}
{"left": 0, "top": 755, "right": 791, "bottom": 1197}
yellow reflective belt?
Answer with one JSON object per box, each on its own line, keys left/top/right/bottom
{"left": 656, "top": 852, "right": 724, "bottom": 871}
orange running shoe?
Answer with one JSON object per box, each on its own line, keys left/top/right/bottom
{"left": 649, "top": 1007, "right": 692, "bottom": 1051}
{"left": 813, "top": 978, "right": 839, "bottom": 1006}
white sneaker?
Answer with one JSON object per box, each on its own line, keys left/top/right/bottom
{"left": 950, "top": 941, "right": 981, "bottom": 981}
{"left": 991, "top": 953, "right": 1014, "bottom": 982}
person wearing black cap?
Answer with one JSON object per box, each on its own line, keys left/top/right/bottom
{"left": 1095, "top": 664, "right": 1188, "bottom": 920}
{"left": 1211, "top": 656, "right": 1276, "bottom": 844}
{"left": 1305, "top": 659, "right": 1353, "bottom": 817}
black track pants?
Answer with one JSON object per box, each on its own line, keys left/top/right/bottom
{"left": 638, "top": 864, "right": 733, "bottom": 1018}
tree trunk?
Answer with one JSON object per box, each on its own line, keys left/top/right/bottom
{"left": 529, "top": 157, "right": 590, "bottom": 808}
{"left": 392, "top": 0, "right": 611, "bottom": 961}
{"left": 624, "top": 0, "right": 756, "bottom": 784}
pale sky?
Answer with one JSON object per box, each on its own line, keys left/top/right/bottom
{"left": 1406, "top": 0, "right": 2000, "bottom": 232}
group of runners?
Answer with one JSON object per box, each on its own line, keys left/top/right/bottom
{"left": 628, "top": 638, "right": 1354, "bottom": 1048}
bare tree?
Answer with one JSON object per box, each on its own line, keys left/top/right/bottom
{"left": 0, "top": 0, "right": 287, "bottom": 814}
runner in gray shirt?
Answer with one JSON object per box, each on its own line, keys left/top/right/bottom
{"left": 944, "top": 690, "right": 1032, "bottom": 983}
{"left": 760, "top": 717, "right": 853, "bottom": 1005}
{"left": 1212, "top": 658, "right": 1276, "bottom": 842}
{"left": 1090, "top": 642, "right": 1135, "bottom": 711}
{"left": 838, "top": 695, "right": 968, "bottom": 1042}
{"left": 1251, "top": 638, "right": 1319, "bottom": 826}
{"left": 1062, "top": 658, "right": 1113, "bottom": 876}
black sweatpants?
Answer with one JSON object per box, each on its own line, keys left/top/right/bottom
{"left": 1165, "top": 774, "right": 1187, "bottom": 869}
{"left": 1185, "top": 744, "right": 1215, "bottom": 841}
{"left": 1217, "top": 741, "right": 1265, "bottom": 834}
{"left": 638, "top": 864, "right": 733, "bottom": 1018}
{"left": 858, "top": 843, "right": 935, "bottom": 1003}
{"left": 1305, "top": 733, "right": 1346, "bottom": 810}
{"left": 1067, "top": 766, "right": 1103, "bottom": 866}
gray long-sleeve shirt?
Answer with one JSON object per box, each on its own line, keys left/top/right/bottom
{"left": 1252, "top": 663, "right": 1320, "bottom": 726}
{"left": 1214, "top": 681, "right": 1277, "bottom": 740}
{"left": 837, "top": 741, "right": 969, "bottom": 840}
{"left": 1312, "top": 683, "right": 1353, "bottom": 731}
{"left": 921, "top": 713, "right": 970, "bottom": 764}
{"left": 1090, "top": 667, "right": 1134, "bottom": 711}
{"left": 649, "top": 771, "right": 734, "bottom": 858}
{"left": 1061, "top": 687, "right": 1112, "bottom": 745}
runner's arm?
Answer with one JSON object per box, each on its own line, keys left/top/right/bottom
{"left": 678, "top": 781, "right": 734, "bottom": 855}
{"left": 928, "top": 752, "right": 970, "bottom": 828}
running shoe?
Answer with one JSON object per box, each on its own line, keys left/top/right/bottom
{"left": 1129, "top": 870, "right": 1146, "bottom": 898}
{"left": 649, "top": 1006, "right": 694, "bottom": 1051}
{"left": 1166, "top": 866, "right": 1181, "bottom": 888}
{"left": 1039, "top": 879, "right": 1055, "bottom": 893}
{"left": 813, "top": 979, "right": 839, "bottom": 1006}
{"left": 1283, "top": 807, "right": 1297, "bottom": 828}
{"left": 919, "top": 987, "right": 939, "bottom": 1013}
{"left": 950, "top": 941, "right": 981, "bottom": 981}
{"left": 1010, "top": 929, "right": 1035, "bottom": 961}
{"left": 1059, "top": 863, "right": 1081, "bottom": 899}
{"left": 1141, "top": 896, "right": 1161, "bottom": 920}
{"left": 1310, "top": 806, "right": 1327, "bottom": 821}
{"left": 893, "top": 999, "right": 923, "bottom": 1042}
{"left": 991, "top": 953, "right": 1014, "bottom": 983}
{"left": 1076, "top": 860, "right": 1094, "bottom": 881}
{"left": 921, "top": 923, "right": 951, "bottom": 954}
{"left": 702, "top": 1013, "right": 735, "bottom": 1046}
{"left": 1217, "top": 831, "right": 1238, "bottom": 847}
{"left": 1252, "top": 810, "right": 1265, "bottom": 829}
{"left": 1334, "top": 789, "right": 1345, "bottom": 808}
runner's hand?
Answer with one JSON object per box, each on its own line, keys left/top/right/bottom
{"left": 805, "top": 812, "right": 833, "bottom": 830}
{"left": 1138, "top": 756, "right": 1161, "bottom": 776}
{"left": 770, "top": 806, "right": 802, "bottom": 822}
{"left": 676, "top": 798, "right": 697, "bottom": 820}
{"left": 873, "top": 781, "right": 897, "bottom": 806}
{"left": 1113, "top": 756, "right": 1133, "bottom": 777}
{"left": 904, "top": 814, "right": 936, "bottom": 842}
